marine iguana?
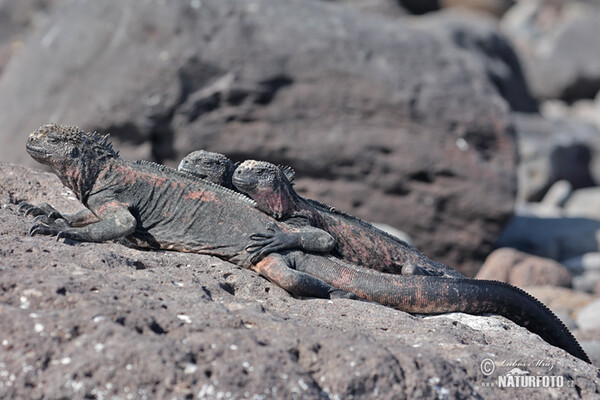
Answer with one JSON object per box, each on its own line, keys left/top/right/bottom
{"left": 178, "top": 150, "right": 236, "bottom": 189}
{"left": 178, "top": 152, "right": 459, "bottom": 278}
{"left": 232, "top": 160, "right": 463, "bottom": 278}
{"left": 18, "top": 124, "right": 590, "bottom": 363}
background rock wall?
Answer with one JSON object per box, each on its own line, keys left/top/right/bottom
{"left": 0, "top": 0, "right": 526, "bottom": 276}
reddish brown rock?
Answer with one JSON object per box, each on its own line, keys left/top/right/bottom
{"left": 476, "top": 247, "right": 572, "bottom": 287}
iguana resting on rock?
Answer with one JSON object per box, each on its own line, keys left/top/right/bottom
{"left": 178, "top": 150, "right": 236, "bottom": 189}
{"left": 179, "top": 151, "right": 461, "bottom": 278}
{"left": 19, "top": 124, "right": 590, "bottom": 363}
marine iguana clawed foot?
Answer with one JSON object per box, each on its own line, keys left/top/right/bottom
{"left": 19, "top": 202, "right": 73, "bottom": 239}
{"left": 18, "top": 202, "right": 64, "bottom": 220}
{"left": 27, "top": 216, "right": 72, "bottom": 240}
{"left": 246, "top": 222, "right": 303, "bottom": 263}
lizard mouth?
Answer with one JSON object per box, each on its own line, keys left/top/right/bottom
{"left": 232, "top": 175, "right": 257, "bottom": 191}
{"left": 25, "top": 143, "right": 50, "bottom": 158}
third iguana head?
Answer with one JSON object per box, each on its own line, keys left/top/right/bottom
{"left": 232, "top": 160, "right": 298, "bottom": 219}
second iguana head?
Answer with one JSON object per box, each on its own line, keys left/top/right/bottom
{"left": 178, "top": 150, "right": 236, "bottom": 188}
{"left": 232, "top": 160, "right": 298, "bottom": 219}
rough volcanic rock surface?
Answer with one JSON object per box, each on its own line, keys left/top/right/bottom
{"left": 1, "top": 162, "right": 599, "bottom": 399}
{"left": 0, "top": 0, "right": 519, "bottom": 276}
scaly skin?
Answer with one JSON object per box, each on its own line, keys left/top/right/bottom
{"left": 19, "top": 124, "right": 590, "bottom": 363}
{"left": 288, "top": 252, "right": 591, "bottom": 364}
{"left": 19, "top": 124, "right": 343, "bottom": 299}
{"left": 178, "top": 150, "right": 236, "bottom": 188}
{"left": 232, "top": 160, "right": 463, "bottom": 278}
{"left": 177, "top": 153, "right": 459, "bottom": 278}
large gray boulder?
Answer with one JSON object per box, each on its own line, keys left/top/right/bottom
{"left": 501, "top": 0, "right": 600, "bottom": 101}
{"left": 1, "top": 162, "right": 598, "bottom": 399}
{"left": 0, "top": 0, "right": 520, "bottom": 275}
{"left": 514, "top": 113, "right": 600, "bottom": 202}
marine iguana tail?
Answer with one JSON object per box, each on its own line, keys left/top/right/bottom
{"left": 19, "top": 124, "right": 590, "bottom": 364}
{"left": 232, "top": 160, "right": 462, "bottom": 278}
{"left": 285, "top": 252, "right": 591, "bottom": 364}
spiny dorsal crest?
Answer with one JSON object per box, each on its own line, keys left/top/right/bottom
{"left": 277, "top": 164, "right": 296, "bottom": 185}
{"left": 132, "top": 159, "right": 256, "bottom": 206}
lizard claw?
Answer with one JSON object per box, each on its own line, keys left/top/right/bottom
{"left": 33, "top": 214, "right": 52, "bottom": 225}
{"left": 56, "top": 230, "right": 72, "bottom": 241}
{"left": 29, "top": 219, "right": 69, "bottom": 237}
{"left": 18, "top": 202, "right": 33, "bottom": 214}
{"left": 48, "top": 211, "right": 63, "bottom": 220}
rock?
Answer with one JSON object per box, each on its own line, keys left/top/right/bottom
{"left": 514, "top": 180, "right": 571, "bottom": 218}
{"left": 1, "top": 161, "right": 597, "bottom": 398}
{"left": 542, "top": 93, "right": 600, "bottom": 133}
{"left": 0, "top": 1, "right": 65, "bottom": 76}
{"left": 564, "top": 187, "right": 600, "bottom": 219}
{"left": 514, "top": 112, "right": 600, "bottom": 202}
{"left": 540, "top": 180, "right": 572, "bottom": 208}
{"left": 562, "top": 253, "right": 600, "bottom": 293}
{"left": 553, "top": 310, "right": 578, "bottom": 332}
{"left": 563, "top": 252, "right": 600, "bottom": 274}
{"left": 324, "top": 0, "right": 408, "bottom": 17}
{"left": 0, "top": 0, "right": 519, "bottom": 276}
{"left": 476, "top": 248, "right": 572, "bottom": 287}
{"left": 580, "top": 341, "right": 600, "bottom": 367}
{"left": 440, "top": 0, "right": 515, "bottom": 17}
{"left": 403, "top": 0, "right": 515, "bottom": 17}
{"left": 576, "top": 297, "right": 600, "bottom": 331}
{"left": 501, "top": 1, "right": 600, "bottom": 101}
{"left": 418, "top": 9, "right": 538, "bottom": 113}
{"left": 524, "top": 286, "right": 596, "bottom": 319}
{"left": 572, "top": 273, "right": 600, "bottom": 294}
{"left": 496, "top": 215, "right": 600, "bottom": 262}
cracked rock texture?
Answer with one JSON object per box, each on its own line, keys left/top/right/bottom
{"left": 1, "top": 162, "right": 598, "bottom": 399}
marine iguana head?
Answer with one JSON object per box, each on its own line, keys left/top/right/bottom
{"left": 177, "top": 150, "right": 235, "bottom": 188}
{"left": 26, "top": 123, "right": 119, "bottom": 201}
{"left": 232, "top": 160, "right": 299, "bottom": 219}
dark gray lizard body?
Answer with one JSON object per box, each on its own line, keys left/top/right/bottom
{"left": 178, "top": 152, "right": 460, "bottom": 278}
{"left": 232, "top": 160, "right": 463, "bottom": 278}
{"left": 19, "top": 124, "right": 590, "bottom": 363}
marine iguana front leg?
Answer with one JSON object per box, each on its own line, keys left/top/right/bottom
{"left": 25, "top": 201, "right": 136, "bottom": 242}
{"left": 246, "top": 222, "right": 335, "bottom": 262}
{"left": 19, "top": 202, "right": 100, "bottom": 227}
